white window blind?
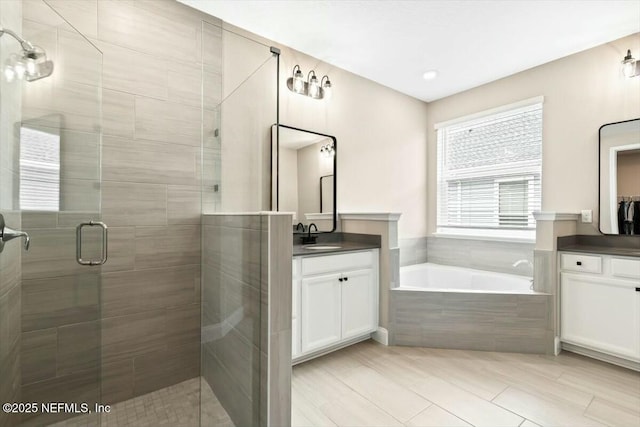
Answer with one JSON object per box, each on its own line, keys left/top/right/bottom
{"left": 20, "top": 127, "right": 60, "bottom": 211}
{"left": 436, "top": 101, "right": 542, "bottom": 236}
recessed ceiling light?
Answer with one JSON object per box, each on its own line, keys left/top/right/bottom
{"left": 422, "top": 70, "right": 438, "bottom": 80}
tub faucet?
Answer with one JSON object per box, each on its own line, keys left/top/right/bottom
{"left": 513, "top": 259, "right": 535, "bottom": 290}
{"left": 512, "top": 259, "right": 533, "bottom": 269}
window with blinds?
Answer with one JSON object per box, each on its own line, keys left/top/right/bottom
{"left": 436, "top": 99, "right": 542, "bottom": 239}
{"left": 19, "top": 126, "right": 60, "bottom": 211}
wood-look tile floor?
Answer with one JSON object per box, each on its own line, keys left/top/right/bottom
{"left": 292, "top": 340, "right": 640, "bottom": 427}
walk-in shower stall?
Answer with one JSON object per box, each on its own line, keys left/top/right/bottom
{"left": 0, "top": 1, "right": 288, "bottom": 426}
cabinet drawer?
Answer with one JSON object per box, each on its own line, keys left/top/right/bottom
{"left": 611, "top": 258, "right": 640, "bottom": 280}
{"left": 561, "top": 253, "right": 602, "bottom": 274}
{"left": 302, "top": 250, "right": 374, "bottom": 276}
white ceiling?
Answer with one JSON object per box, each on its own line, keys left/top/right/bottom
{"left": 180, "top": 0, "right": 640, "bottom": 102}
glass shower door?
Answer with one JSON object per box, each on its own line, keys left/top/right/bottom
{"left": 200, "top": 22, "right": 278, "bottom": 427}
{"left": 0, "top": 1, "right": 103, "bottom": 426}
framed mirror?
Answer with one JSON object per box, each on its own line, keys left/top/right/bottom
{"left": 599, "top": 118, "right": 640, "bottom": 235}
{"left": 271, "top": 124, "right": 337, "bottom": 233}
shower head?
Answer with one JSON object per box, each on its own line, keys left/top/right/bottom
{"left": 0, "top": 26, "right": 54, "bottom": 82}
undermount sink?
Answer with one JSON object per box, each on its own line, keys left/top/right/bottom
{"left": 303, "top": 245, "right": 342, "bottom": 250}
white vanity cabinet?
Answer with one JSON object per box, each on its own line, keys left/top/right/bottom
{"left": 559, "top": 252, "right": 640, "bottom": 365}
{"left": 292, "top": 249, "right": 379, "bottom": 362}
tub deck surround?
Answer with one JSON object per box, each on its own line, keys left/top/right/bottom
{"left": 557, "top": 235, "right": 640, "bottom": 257}
{"left": 293, "top": 232, "right": 381, "bottom": 256}
{"left": 391, "top": 262, "right": 553, "bottom": 354}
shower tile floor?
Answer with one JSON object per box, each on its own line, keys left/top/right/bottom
{"left": 292, "top": 340, "right": 640, "bottom": 427}
{"left": 48, "top": 378, "right": 233, "bottom": 427}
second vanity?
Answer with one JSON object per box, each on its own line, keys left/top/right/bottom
{"left": 558, "top": 235, "right": 640, "bottom": 370}
{"left": 292, "top": 234, "right": 381, "bottom": 364}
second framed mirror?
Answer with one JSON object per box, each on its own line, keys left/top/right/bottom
{"left": 271, "top": 124, "right": 337, "bottom": 233}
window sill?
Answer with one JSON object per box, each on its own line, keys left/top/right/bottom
{"left": 434, "top": 228, "right": 536, "bottom": 244}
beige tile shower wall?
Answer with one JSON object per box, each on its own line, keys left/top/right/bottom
{"left": 201, "top": 214, "right": 263, "bottom": 427}
{"left": 217, "top": 29, "right": 277, "bottom": 213}
{"left": 16, "top": 0, "right": 224, "bottom": 409}
{"left": 95, "top": 0, "right": 221, "bottom": 404}
{"left": 0, "top": 1, "right": 23, "bottom": 426}
{"left": 201, "top": 213, "right": 292, "bottom": 427}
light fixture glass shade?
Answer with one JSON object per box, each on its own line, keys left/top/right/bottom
{"left": 321, "top": 76, "right": 332, "bottom": 100}
{"left": 622, "top": 49, "right": 637, "bottom": 78}
{"left": 320, "top": 143, "right": 335, "bottom": 157}
{"left": 308, "top": 75, "right": 319, "bottom": 98}
{"left": 293, "top": 67, "right": 305, "bottom": 93}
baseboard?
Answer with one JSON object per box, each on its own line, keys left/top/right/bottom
{"left": 561, "top": 342, "right": 640, "bottom": 372}
{"left": 293, "top": 335, "right": 371, "bottom": 365}
{"left": 372, "top": 327, "right": 389, "bottom": 346}
{"left": 554, "top": 336, "right": 561, "bottom": 356}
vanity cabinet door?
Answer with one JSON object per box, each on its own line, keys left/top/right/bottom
{"left": 341, "top": 269, "right": 376, "bottom": 340}
{"left": 561, "top": 272, "right": 640, "bottom": 361}
{"left": 292, "top": 278, "right": 301, "bottom": 358}
{"left": 300, "top": 273, "right": 342, "bottom": 354}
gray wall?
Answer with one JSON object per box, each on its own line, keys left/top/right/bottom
{"left": 202, "top": 214, "right": 292, "bottom": 427}
{"left": 0, "top": 3, "right": 23, "bottom": 426}
{"left": 15, "top": 0, "right": 222, "bottom": 415}
{"left": 400, "top": 236, "right": 535, "bottom": 277}
{"left": 390, "top": 290, "right": 554, "bottom": 354}
{"left": 96, "top": 0, "right": 219, "bottom": 404}
{"left": 394, "top": 237, "right": 549, "bottom": 354}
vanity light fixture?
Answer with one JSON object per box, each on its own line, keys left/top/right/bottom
{"left": 287, "top": 65, "right": 332, "bottom": 100}
{"left": 320, "top": 142, "right": 335, "bottom": 157}
{"left": 622, "top": 49, "right": 639, "bottom": 78}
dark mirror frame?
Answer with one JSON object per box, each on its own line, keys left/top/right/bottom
{"left": 598, "top": 118, "right": 640, "bottom": 235}
{"left": 270, "top": 124, "right": 337, "bottom": 233}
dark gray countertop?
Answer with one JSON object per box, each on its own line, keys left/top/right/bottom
{"left": 557, "top": 235, "right": 640, "bottom": 258}
{"left": 292, "top": 232, "right": 381, "bottom": 257}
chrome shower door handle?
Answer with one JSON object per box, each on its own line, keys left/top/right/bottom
{"left": 0, "top": 213, "right": 30, "bottom": 253}
{"left": 76, "top": 221, "right": 108, "bottom": 266}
